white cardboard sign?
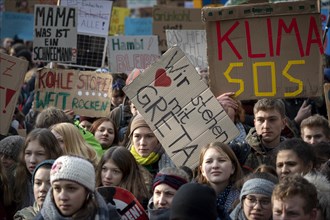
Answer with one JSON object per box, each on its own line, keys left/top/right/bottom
{"left": 108, "top": 35, "right": 160, "bottom": 73}
{"left": 33, "top": 5, "right": 77, "bottom": 63}
{"left": 166, "top": 29, "right": 207, "bottom": 69}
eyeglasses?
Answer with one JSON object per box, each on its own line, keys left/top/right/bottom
{"left": 243, "top": 195, "right": 271, "bottom": 209}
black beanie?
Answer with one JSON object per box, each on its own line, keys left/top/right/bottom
{"left": 0, "top": 135, "right": 25, "bottom": 161}
{"left": 170, "top": 183, "right": 218, "bottom": 220}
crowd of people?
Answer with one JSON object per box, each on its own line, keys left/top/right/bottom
{"left": 1, "top": 22, "right": 330, "bottom": 220}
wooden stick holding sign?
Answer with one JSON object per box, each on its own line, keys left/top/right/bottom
{"left": 123, "top": 46, "right": 239, "bottom": 169}
{"left": 0, "top": 53, "right": 28, "bottom": 135}
{"left": 324, "top": 83, "right": 330, "bottom": 123}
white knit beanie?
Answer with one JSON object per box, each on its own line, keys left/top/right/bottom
{"left": 50, "top": 155, "right": 95, "bottom": 192}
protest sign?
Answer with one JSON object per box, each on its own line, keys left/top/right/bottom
{"left": 33, "top": 5, "right": 77, "bottom": 63}
{"left": 153, "top": 6, "right": 205, "bottom": 52}
{"left": 123, "top": 46, "right": 238, "bottom": 169}
{"left": 110, "top": 7, "right": 130, "bottom": 36}
{"left": 0, "top": 53, "right": 28, "bottom": 135}
{"left": 125, "top": 17, "right": 153, "bottom": 36}
{"left": 0, "top": 12, "right": 34, "bottom": 40}
{"left": 60, "top": 0, "right": 113, "bottom": 36}
{"left": 108, "top": 35, "right": 160, "bottom": 73}
{"left": 97, "top": 186, "right": 148, "bottom": 220}
{"left": 4, "top": 0, "right": 57, "bottom": 13}
{"left": 166, "top": 29, "right": 207, "bottom": 69}
{"left": 34, "top": 68, "right": 112, "bottom": 117}
{"left": 202, "top": 0, "right": 324, "bottom": 100}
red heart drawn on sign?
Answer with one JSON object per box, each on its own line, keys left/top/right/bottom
{"left": 154, "top": 68, "right": 171, "bottom": 87}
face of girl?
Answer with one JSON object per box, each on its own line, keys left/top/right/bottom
{"left": 94, "top": 121, "right": 115, "bottom": 149}
{"left": 153, "top": 184, "right": 177, "bottom": 209}
{"left": 276, "top": 150, "right": 309, "bottom": 180}
{"left": 33, "top": 167, "right": 51, "bottom": 208}
{"left": 79, "top": 121, "right": 92, "bottom": 131}
{"left": 25, "top": 140, "right": 48, "bottom": 174}
{"left": 51, "top": 130, "right": 65, "bottom": 150}
{"left": 201, "top": 147, "right": 235, "bottom": 186}
{"left": 52, "top": 180, "right": 88, "bottom": 217}
{"left": 243, "top": 193, "right": 272, "bottom": 220}
{"left": 132, "top": 127, "right": 159, "bottom": 157}
{"left": 101, "top": 159, "right": 123, "bottom": 187}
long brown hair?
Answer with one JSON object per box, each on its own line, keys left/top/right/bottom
{"left": 96, "top": 146, "right": 150, "bottom": 202}
{"left": 14, "top": 128, "right": 63, "bottom": 206}
{"left": 197, "top": 142, "right": 243, "bottom": 185}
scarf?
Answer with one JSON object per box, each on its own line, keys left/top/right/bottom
{"left": 40, "top": 189, "right": 110, "bottom": 220}
{"left": 130, "top": 145, "right": 161, "bottom": 165}
{"left": 230, "top": 203, "right": 247, "bottom": 220}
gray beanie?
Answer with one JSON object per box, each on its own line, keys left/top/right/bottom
{"left": 240, "top": 178, "right": 275, "bottom": 201}
{"left": 50, "top": 155, "right": 95, "bottom": 192}
{"left": 0, "top": 135, "right": 25, "bottom": 161}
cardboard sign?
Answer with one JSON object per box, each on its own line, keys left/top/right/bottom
{"left": 324, "top": 83, "right": 330, "bottom": 121}
{"left": 123, "top": 46, "right": 238, "bottom": 169}
{"left": 4, "top": 0, "right": 57, "bottom": 13}
{"left": 33, "top": 5, "right": 78, "bottom": 63}
{"left": 0, "top": 12, "right": 34, "bottom": 40}
{"left": 110, "top": 7, "right": 130, "bottom": 36}
{"left": 125, "top": 17, "right": 153, "bottom": 36}
{"left": 60, "top": 0, "right": 113, "bottom": 36}
{"left": 97, "top": 186, "right": 148, "bottom": 220}
{"left": 166, "top": 29, "right": 207, "bottom": 69}
{"left": 108, "top": 35, "right": 160, "bottom": 73}
{"left": 0, "top": 53, "right": 28, "bottom": 135}
{"left": 202, "top": 0, "right": 324, "bottom": 100}
{"left": 34, "top": 68, "right": 112, "bottom": 117}
{"left": 153, "top": 6, "right": 205, "bottom": 52}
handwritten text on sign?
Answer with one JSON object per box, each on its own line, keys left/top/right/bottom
{"left": 0, "top": 53, "right": 28, "bottom": 135}
{"left": 33, "top": 5, "right": 77, "bottom": 63}
{"left": 108, "top": 35, "right": 160, "bottom": 73}
{"left": 34, "top": 69, "right": 112, "bottom": 117}
{"left": 60, "top": 0, "right": 113, "bottom": 36}
{"left": 124, "top": 47, "right": 238, "bottom": 169}
{"left": 204, "top": 1, "right": 323, "bottom": 100}
{"left": 166, "top": 29, "right": 207, "bottom": 69}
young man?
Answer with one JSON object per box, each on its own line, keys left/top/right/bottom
{"left": 272, "top": 174, "right": 318, "bottom": 220}
{"left": 230, "top": 98, "right": 287, "bottom": 173}
{"left": 300, "top": 114, "right": 330, "bottom": 145}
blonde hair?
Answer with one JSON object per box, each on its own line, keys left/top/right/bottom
{"left": 51, "top": 123, "right": 99, "bottom": 166}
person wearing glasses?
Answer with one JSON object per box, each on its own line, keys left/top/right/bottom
{"left": 230, "top": 172, "right": 278, "bottom": 220}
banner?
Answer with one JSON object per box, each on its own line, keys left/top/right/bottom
{"left": 123, "top": 46, "right": 238, "bottom": 169}
{"left": 152, "top": 6, "right": 205, "bottom": 52}
{"left": 60, "top": 0, "right": 113, "bottom": 36}
{"left": 108, "top": 35, "right": 160, "bottom": 73}
{"left": 202, "top": 0, "right": 324, "bottom": 99}
{"left": 0, "top": 12, "right": 34, "bottom": 40}
{"left": 0, "top": 53, "right": 28, "bottom": 135}
{"left": 33, "top": 5, "right": 77, "bottom": 63}
{"left": 110, "top": 7, "right": 130, "bottom": 36}
{"left": 34, "top": 68, "right": 112, "bottom": 117}
{"left": 166, "top": 29, "right": 207, "bottom": 69}
{"left": 125, "top": 17, "right": 153, "bottom": 36}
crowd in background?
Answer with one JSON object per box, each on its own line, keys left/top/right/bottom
{"left": 1, "top": 9, "right": 330, "bottom": 219}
